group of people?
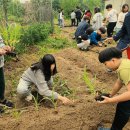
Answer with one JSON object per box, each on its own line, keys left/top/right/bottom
{"left": 74, "top": 4, "right": 130, "bottom": 60}
{"left": 73, "top": 3, "right": 130, "bottom": 130}
{"left": 0, "top": 3, "right": 130, "bottom": 130}
{"left": 70, "top": 7, "right": 92, "bottom": 27}
{"left": 75, "top": 16, "right": 106, "bottom": 50}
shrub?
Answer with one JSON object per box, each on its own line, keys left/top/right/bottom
{"left": 20, "top": 23, "right": 52, "bottom": 46}
{"left": 0, "top": 22, "right": 22, "bottom": 47}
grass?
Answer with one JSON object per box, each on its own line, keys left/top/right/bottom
{"left": 36, "top": 25, "right": 76, "bottom": 57}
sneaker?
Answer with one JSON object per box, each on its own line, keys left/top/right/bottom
{"left": 0, "top": 106, "right": 4, "bottom": 113}
{"left": 107, "top": 69, "right": 113, "bottom": 72}
{"left": 0, "top": 99, "right": 14, "bottom": 108}
{"left": 98, "top": 126, "right": 110, "bottom": 130}
{"left": 25, "top": 94, "right": 33, "bottom": 102}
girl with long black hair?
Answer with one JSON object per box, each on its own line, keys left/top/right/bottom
{"left": 17, "top": 54, "right": 72, "bottom": 105}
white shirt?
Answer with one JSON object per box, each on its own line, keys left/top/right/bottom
{"left": 71, "top": 12, "right": 76, "bottom": 19}
{"left": 116, "top": 12, "right": 128, "bottom": 28}
{"left": 0, "top": 35, "right": 5, "bottom": 68}
{"left": 92, "top": 12, "right": 103, "bottom": 30}
{"left": 107, "top": 9, "right": 118, "bottom": 22}
{"left": 59, "top": 12, "right": 63, "bottom": 20}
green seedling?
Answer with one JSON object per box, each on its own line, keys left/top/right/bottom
{"left": 39, "top": 86, "right": 57, "bottom": 109}
{"left": 32, "top": 94, "right": 39, "bottom": 111}
{"left": 83, "top": 67, "right": 95, "bottom": 94}
{"left": 11, "top": 109, "right": 23, "bottom": 119}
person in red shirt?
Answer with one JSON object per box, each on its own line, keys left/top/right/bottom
{"left": 85, "top": 9, "right": 92, "bottom": 24}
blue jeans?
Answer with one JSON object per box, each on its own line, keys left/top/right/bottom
{"left": 116, "top": 40, "right": 129, "bottom": 51}
{"left": 111, "top": 101, "right": 130, "bottom": 130}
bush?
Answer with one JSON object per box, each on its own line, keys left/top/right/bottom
{"left": 0, "top": 23, "right": 22, "bottom": 47}
{"left": 20, "top": 23, "right": 52, "bottom": 46}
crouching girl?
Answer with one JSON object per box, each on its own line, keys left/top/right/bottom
{"left": 17, "top": 54, "right": 72, "bottom": 105}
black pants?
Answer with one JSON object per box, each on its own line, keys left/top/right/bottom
{"left": 0, "top": 67, "right": 5, "bottom": 100}
{"left": 111, "top": 100, "right": 130, "bottom": 130}
{"left": 76, "top": 18, "right": 81, "bottom": 26}
{"left": 71, "top": 19, "right": 76, "bottom": 26}
{"left": 107, "top": 22, "right": 116, "bottom": 37}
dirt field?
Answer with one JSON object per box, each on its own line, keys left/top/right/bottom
{"left": 0, "top": 27, "right": 130, "bottom": 130}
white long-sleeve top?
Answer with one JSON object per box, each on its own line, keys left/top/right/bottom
{"left": 92, "top": 12, "right": 103, "bottom": 30}
{"left": 116, "top": 12, "right": 128, "bottom": 28}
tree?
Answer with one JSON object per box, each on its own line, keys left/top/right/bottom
{"left": 1, "top": 0, "right": 11, "bottom": 27}
{"left": 52, "top": 0, "right": 60, "bottom": 10}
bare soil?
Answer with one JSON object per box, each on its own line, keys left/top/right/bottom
{"left": 0, "top": 26, "right": 130, "bottom": 130}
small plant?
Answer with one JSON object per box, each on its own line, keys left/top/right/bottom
{"left": 53, "top": 75, "right": 73, "bottom": 97}
{"left": 39, "top": 87, "right": 57, "bottom": 110}
{"left": 32, "top": 94, "right": 39, "bottom": 111}
{"left": 83, "top": 66, "right": 95, "bottom": 94}
{"left": 11, "top": 108, "right": 23, "bottom": 119}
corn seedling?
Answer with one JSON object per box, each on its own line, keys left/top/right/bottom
{"left": 39, "top": 96, "right": 57, "bottom": 109}
{"left": 32, "top": 94, "right": 39, "bottom": 111}
{"left": 83, "top": 67, "right": 95, "bottom": 94}
{"left": 10, "top": 106, "right": 24, "bottom": 120}
{"left": 53, "top": 75, "right": 72, "bottom": 97}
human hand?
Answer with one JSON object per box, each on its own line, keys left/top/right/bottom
{"left": 58, "top": 95, "right": 73, "bottom": 105}
{"left": 97, "top": 96, "right": 111, "bottom": 104}
{"left": 0, "top": 48, "right": 7, "bottom": 55}
{"left": 106, "top": 37, "right": 113, "bottom": 40}
{"left": 98, "top": 43, "right": 103, "bottom": 47}
{"left": 3, "top": 45, "right": 12, "bottom": 52}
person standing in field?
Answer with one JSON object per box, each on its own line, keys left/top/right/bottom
{"left": 84, "top": 9, "right": 92, "bottom": 24}
{"left": 59, "top": 9, "right": 64, "bottom": 28}
{"left": 105, "top": 4, "right": 118, "bottom": 37}
{"left": 75, "top": 6, "right": 82, "bottom": 26}
{"left": 70, "top": 10, "right": 76, "bottom": 26}
{"left": 0, "top": 35, "right": 14, "bottom": 113}
{"left": 115, "top": 4, "right": 129, "bottom": 33}
{"left": 106, "top": 12, "right": 130, "bottom": 59}
{"left": 92, "top": 7, "right": 103, "bottom": 31}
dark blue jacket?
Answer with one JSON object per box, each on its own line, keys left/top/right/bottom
{"left": 75, "top": 9, "right": 82, "bottom": 18}
{"left": 75, "top": 20, "right": 89, "bottom": 38}
{"left": 89, "top": 31, "right": 101, "bottom": 45}
{"left": 113, "top": 12, "right": 130, "bottom": 50}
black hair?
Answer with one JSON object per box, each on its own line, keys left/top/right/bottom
{"left": 94, "top": 7, "right": 101, "bottom": 13}
{"left": 99, "top": 27, "right": 106, "bottom": 34}
{"left": 86, "top": 27, "right": 94, "bottom": 35}
{"left": 86, "top": 9, "right": 90, "bottom": 13}
{"left": 31, "top": 54, "right": 57, "bottom": 81}
{"left": 81, "top": 34, "right": 88, "bottom": 40}
{"left": 122, "top": 4, "right": 129, "bottom": 12}
{"left": 106, "top": 4, "right": 112, "bottom": 9}
{"left": 98, "top": 47, "right": 122, "bottom": 63}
